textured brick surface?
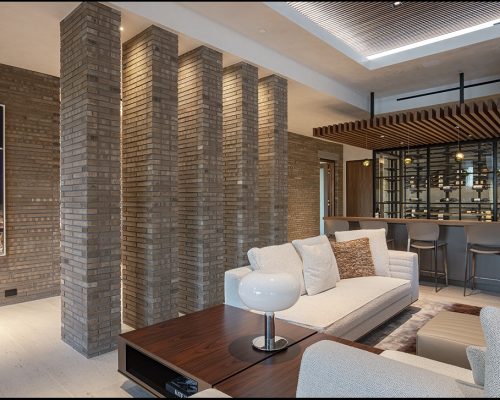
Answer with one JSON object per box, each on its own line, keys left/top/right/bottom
{"left": 178, "top": 46, "right": 224, "bottom": 314}
{"left": 122, "top": 26, "right": 179, "bottom": 328}
{"left": 60, "top": 2, "right": 121, "bottom": 357}
{"left": 288, "top": 132, "right": 343, "bottom": 241}
{"left": 258, "top": 75, "right": 288, "bottom": 246}
{"left": 222, "top": 63, "right": 259, "bottom": 270}
{"left": 0, "top": 64, "right": 60, "bottom": 306}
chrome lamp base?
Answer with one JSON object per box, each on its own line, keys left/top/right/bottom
{"left": 251, "top": 311, "right": 288, "bottom": 352}
{"left": 252, "top": 335, "right": 288, "bottom": 352}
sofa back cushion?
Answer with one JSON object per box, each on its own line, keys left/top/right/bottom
{"left": 300, "top": 242, "right": 338, "bottom": 295}
{"left": 331, "top": 238, "right": 376, "bottom": 279}
{"left": 247, "top": 243, "right": 306, "bottom": 295}
{"left": 334, "top": 228, "right": 390, "bottom": 277}
{"left": 292, "top": 235, "right": 340, "bottom": 282}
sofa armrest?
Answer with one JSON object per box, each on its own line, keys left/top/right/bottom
{"left": 388, "top": 250, "right": 419, "bottom": 302}
{"left": 224, "top": 266, "right": 252, "bottom": 309}
{"left": 296, "top": 340, "right": 465, "bottom": 398}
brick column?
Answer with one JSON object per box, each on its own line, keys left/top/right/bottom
{"left": 122, "top": 26, "right": 179, "bottom": 328}
{"left": 60, "top": 2, "right": 121, "bottom": 357}
{"left": 258, "top": 75, "right": 288, "bottom": 246}
{"left": 178, "top": 46, "right": 224, "bottom": 314}
{"left": 222, "top": 63, "right": 259, "bottom": 269}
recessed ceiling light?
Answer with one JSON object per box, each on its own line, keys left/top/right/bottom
{"left": 258, "top": 28, "right": 267, "bottom": 33}
{"left": 380, "top": 135, "right": 385, "bottom": 138}
{"left": 392, "top": 1, "right": 403, "bottom": 7}
{"left": 367, "top": 18, "right": 500, "bottom": 60}
{"left": 119, "top": 26, "right": 124, "bottom": 32}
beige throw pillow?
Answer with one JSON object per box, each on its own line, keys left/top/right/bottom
{"left": 331, "top": 237, "right": 376, "bottom": 279}
{"left": 300, "top": 242, "right": 337, "bottom": 295}
{"left": 292, "top": 235, "right": 340, "bottom": 282}
{"left": 247, "top": 242, "right": 306, "bottom": 295}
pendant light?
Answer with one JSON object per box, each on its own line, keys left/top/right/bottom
{"left": 403, "top": 126, "right": 413, "bottom": 165}
{"left": 362, "top": 131, "right": 371, "bottom": 167}
{"left": 454, "top": 126, "right": 465, "bottom": 162}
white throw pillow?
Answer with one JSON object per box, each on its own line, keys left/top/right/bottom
{"left": 334, "top": 229, "right": 390, "bottom": 277}
{"left": 247, "top": 243, "right": 306, "bottom": 295}
{"left": 292, "top": 235, "right": 340, "bottom": 282}
{"left": 300, "top": 242, "right": 337, "bottom": 295}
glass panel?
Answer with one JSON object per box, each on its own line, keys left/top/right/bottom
{"left": 429, "top": 143, "right": 461, "bottom": 220}
{"left": 402, "top": 147, "right": 428, "bottom": 219}
{"left": 375, "top": 149, "right": 402, "bottom": 218}
{"left": 460, "top": 141, "right": 494, "bottom": 222}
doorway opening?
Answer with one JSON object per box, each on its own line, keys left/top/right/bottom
{"left": 320, "top": 160, "right": 336, "bottom": 234}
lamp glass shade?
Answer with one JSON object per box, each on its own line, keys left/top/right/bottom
{"left": 238, "top": 272, "right": 301, "bottom": 312}
{"left": 362, "top": 159, "right": 370, "bottom": 167}
{"left": 404, "top": 155, "right": 413, "bottom": 165}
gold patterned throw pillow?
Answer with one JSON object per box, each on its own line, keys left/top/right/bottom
{"left": 331, "top": 237, "right": 375, "bottom": 279}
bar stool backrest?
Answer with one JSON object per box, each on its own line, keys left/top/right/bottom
{"left": 359, "top": 220, "right": 389, "bottom": 237}
{"left": 465, "top": 224, "right": 500, "bottom": 246}
{"left": 324, "top": 220, "right": 349, "bottom": 236}
{"left": 406, "top": 222, "right": 439, "bottom": 241}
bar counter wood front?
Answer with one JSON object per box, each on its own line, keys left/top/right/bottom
{"left": 325, "top": 216, "right": 500, "bottom": 292}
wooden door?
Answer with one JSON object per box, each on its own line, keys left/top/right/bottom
{"left": 346, "top": 160, "right": 373, "bottom": 216}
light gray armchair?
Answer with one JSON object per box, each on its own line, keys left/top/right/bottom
{"left": 296, "top": 306, "right": 500, "bottom": 398}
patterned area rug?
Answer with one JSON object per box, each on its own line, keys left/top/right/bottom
{"left": 357, "top": 298, "right": 482, "bottom": 353}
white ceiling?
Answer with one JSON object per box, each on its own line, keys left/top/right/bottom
{"left": 0, "top": 1, "right": 499, "bottom": 137}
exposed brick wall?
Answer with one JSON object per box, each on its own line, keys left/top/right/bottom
{"left": 258, "top": 75, "right": 288, "bottom": 246}
{"left": 60, "top": 2, "right": 121, "bottom": 357}
{"left": 178, "top": 46, "right": 224, "bottom": 314}
{"left": 0, "top": 64, "right": 60, "bottom": 306}
{"left": 288, "top": 132, "right": 343, "bottom": 241}
{"left": 222, "top": 62, "right": 259, "bottom": 270}
{"left": 121, "top": 26, "right": 179, "bottom": 328}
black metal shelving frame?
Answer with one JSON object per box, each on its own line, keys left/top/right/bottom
{"left": 373, "top": 137, "right": 500, "bottom": 221}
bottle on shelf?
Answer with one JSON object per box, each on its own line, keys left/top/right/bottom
{"left": 471, "top": 198, "right": 490, "bottom": 203}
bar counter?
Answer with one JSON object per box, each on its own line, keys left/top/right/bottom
{"left": 324, "top": 216, "right": 500, "bottom": 226}
{"left": 324, "top": 216, "right": 500, "bottom": 293}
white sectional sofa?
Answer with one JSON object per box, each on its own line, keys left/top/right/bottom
{"left": 224, "top": 233, "right": 419, "bottom": 341}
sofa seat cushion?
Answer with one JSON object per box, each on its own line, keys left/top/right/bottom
{"left": 275, "top": 276, "right": 410, "bottom": 334}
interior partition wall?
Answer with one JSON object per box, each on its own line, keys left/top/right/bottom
{"left": 374, "top": 138, "right": 499, "bottom": 221}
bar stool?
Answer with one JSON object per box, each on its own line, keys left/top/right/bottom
{"left": 406, "top": 222, "right": 448, "bottom": 292}
{"left": 324, "top": 220, "right": 349, "bottom": 240}
{"left": 463, "top": 224, "right": 500, "bottom": 296}
{"left": 359, "top": 220, "right": 395, "bottom": 249}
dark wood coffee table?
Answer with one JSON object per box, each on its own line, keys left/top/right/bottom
{"left": 118, "top": 304, "right": 381, "bottom": 398}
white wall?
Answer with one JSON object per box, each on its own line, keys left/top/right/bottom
{"left": 343, "top": 144, "right": 373, "bottom": 216}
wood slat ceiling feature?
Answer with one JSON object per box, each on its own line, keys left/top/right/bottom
{"left": 313, "top": 98, "right": 500, "bottom": 150}
{"left": 287, "top": 2, "right": 500, "bottom": 57}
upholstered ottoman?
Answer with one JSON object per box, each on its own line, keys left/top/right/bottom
{"left": 416, "top": 310, "right": 485, "bottom": 369}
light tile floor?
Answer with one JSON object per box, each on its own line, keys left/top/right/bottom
{"left": 0, "top": 285, "right": 499, "bottom": 397}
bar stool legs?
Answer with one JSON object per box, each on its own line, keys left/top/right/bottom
{"left": 443, "top": 244, "right": 448, "bottom": 286}
{"left": 433, "top": 241, "right": 438, "bottom": 292}
{"left": 463, "top": 247, "right": 468, "bottom": 296}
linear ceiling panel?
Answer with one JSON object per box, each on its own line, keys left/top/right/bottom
{"left": 288, "top": 2, "right": 500, "bottom": 57}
